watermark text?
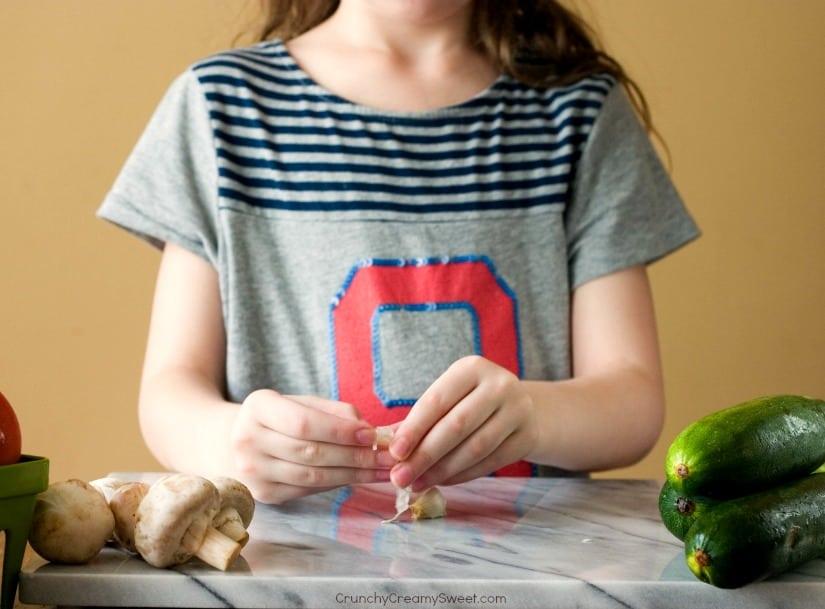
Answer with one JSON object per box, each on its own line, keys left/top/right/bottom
{"left": 335, "top": 591, "right": 507, "bottom": 607}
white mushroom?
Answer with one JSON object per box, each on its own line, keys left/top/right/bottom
{"left": 134, "top": 473, "right": 241, "bottom": 570}
{"left": 89, "top": 477, "right": 128, "bottom": 503}
{"left": 109, "top": 481, "right": 150, "bottom": 553}
{"left": 209, "top": 476, "right": 255, "bottom": 546}
{"left": 28, "top": 479, "right": 115, "bottom": 564}
{"left": 89, "top": 477, "right": 131, "bottom": 544}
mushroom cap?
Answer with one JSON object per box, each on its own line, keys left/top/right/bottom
{"left": 28, "top": 479, "right": 115, "bottom": 564}
{"left": 134, "top": 474, "right": 220, "bottom": 568}
{"left": 109, "top": 481, "right": 150, "bottom": 553}
{"left": 89, "top": 477, "right": 129, "bottom": 503}
{"left": 210, "top": 476, "right": 255, "bottom": 528}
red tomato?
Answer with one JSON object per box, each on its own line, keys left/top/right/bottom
{"left": 0, "top": 390, "right": 22, "bottom": 465}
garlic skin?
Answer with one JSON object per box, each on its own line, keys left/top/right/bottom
{"left": 410, "top": 487, "right": 447, "bottom": 520}
{"left": 382, "top": 485, "right": 412, "bottom": 524}
{"left": 394, "top": 485, "right": 412, "bottom": 514}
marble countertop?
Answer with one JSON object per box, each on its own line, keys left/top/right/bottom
{"left": 18, "top": 477, "right": 825, "bottom": 608}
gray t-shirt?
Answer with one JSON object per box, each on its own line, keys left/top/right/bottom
{"left": 99, "top": 41, "right": 699, "bottom": 442}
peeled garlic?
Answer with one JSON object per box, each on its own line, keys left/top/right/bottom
{"left": 373, "top": 426, "right": 394, "bottom": 451}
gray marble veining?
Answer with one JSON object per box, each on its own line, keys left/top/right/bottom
{"left": 19, "top": 477, "right": 825, "bottom": 608}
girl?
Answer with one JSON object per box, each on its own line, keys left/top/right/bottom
{"left": 99, "top": 0, "right": 698, "bottom": 504}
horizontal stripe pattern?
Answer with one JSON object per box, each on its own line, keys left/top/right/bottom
{"left": 192, "top": 40, "right": 614, "bottom": 216}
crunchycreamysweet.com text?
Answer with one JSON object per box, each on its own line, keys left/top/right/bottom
{"left": 335, "top": 592, "right": 508, "bottom": 607}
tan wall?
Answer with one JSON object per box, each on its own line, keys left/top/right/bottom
{"left": 2, "top": 1, "right": 824, "bottom": 485}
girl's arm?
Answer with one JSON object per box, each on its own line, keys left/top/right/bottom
{"left": 526, "top": 263, "right": 665, "bottom": 471}
{"left": 388, "top": 264, "right": 665, "bottom": 490}
{"left": 138, "top": 243, "right": 390, "bottom": 504}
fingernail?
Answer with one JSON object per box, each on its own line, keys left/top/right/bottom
{"left": 356, "top": 428, "right": 376, "bottom": 446}
{"left": 391, "top": 463, "right": 413, "bottom": 488}
{"left": 389, "top": 436, "right": 410, "bottom": 460}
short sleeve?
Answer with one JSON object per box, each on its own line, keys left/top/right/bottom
{"left": 97, "top": 70, "right": 219, "bottom": 265}
{"left": 565, "top": 84, "right": 700, "bottom": 289}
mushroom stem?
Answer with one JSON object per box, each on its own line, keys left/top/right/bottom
{"left": 195, "top": 527, "right": 243, "bottom": 571}
{"left": 213, "top": 506, "right": 249, "bottom": 546}
{"left": 209, "top": 476, "right": 255, "bottom": 547}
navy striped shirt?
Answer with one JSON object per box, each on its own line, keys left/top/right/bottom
{"left": 191, "top": 40, "right": 614, "bottom": 218}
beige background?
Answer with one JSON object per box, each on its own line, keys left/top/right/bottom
{"left": 2, "top": 1, "right": 823, "bottom": 485}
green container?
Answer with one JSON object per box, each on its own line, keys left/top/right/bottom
{"left": 0, "top": 455, "right": 49, "bottom": 609}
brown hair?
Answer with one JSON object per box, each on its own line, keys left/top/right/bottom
{"left": 244, "top": 0, "right": 653, "bottom": 132}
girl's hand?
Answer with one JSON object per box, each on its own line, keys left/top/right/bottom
{"left": 388, "top": 356, "right": 538, "bottom": 490}
{"left": 229, "top": 389, "right": 396, "bottom": 504}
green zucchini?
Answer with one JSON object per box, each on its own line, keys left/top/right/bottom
{"left": 665, "top": 394, "right": 825, "bottom": 498}
{"left": 658, "top": 481, "right": 720, "bottom": 541}
{"left": 684, "top": 473, "right": 825, "bottom": 588}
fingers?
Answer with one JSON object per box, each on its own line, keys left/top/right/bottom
{"left": 229, "top": 389, "right": 396, "bottom": 502}
{"left": 243, "top": 457, "right": 392, "bottom": 505}
{"left": 389, "top": 357, "right": 483, "bottom": 461}
{"left": 248, "top": 389, "right": 374, "bottom": 447}
{"left": 390, "top": 356, "right": 492, "bottom": 472}
{"left": 410, "top": 414, "right": 535, "bottom": 489}
{"left": 289, "top": 394, "right": 364, "bottom": 422}
{"left": 389, "top": 356, "right": 536, "bottom": 490}
{"left": 260, "top": 425, "right": 398, "bottom": 470}
{"left": 228, "top": 357, "right": 538, "bottom": 504}
{"left": 233, "top": 443, "right": 393, "bottom": 505}
{"left": 390, "top": 389, "right": 498, "bottom": 488}
{"left": 390, "top": 407, "right": 512, "bottom": 490}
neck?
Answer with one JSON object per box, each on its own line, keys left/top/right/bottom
{"left": 328, "top": 0, "right": 476, "bottom": 66}
{"left": 284, "top": 0, "right": 498, "bottom": 112}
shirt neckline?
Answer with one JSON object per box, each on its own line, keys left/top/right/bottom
{"left": 270, "top": 39, "right": 509, "bottom": 119}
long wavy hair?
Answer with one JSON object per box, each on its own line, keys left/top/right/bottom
{"left": 243, "top": 0, "right": 653, "bottom": 132}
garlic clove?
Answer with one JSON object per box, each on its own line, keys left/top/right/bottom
{"left": 373, "top": 426, "right": 394, "bottom": 451}
{"left": 410, "top": 487, "right": 447, "bottom": 520}
{"left": 382, "top": 486, "right": 446, "bottom": 523}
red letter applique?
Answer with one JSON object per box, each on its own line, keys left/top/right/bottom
{"left": 330, "top": 256, "right": 534, "bottom": 476}
{"left": 330, "top": 255, "right": 522, "bottom": 423}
